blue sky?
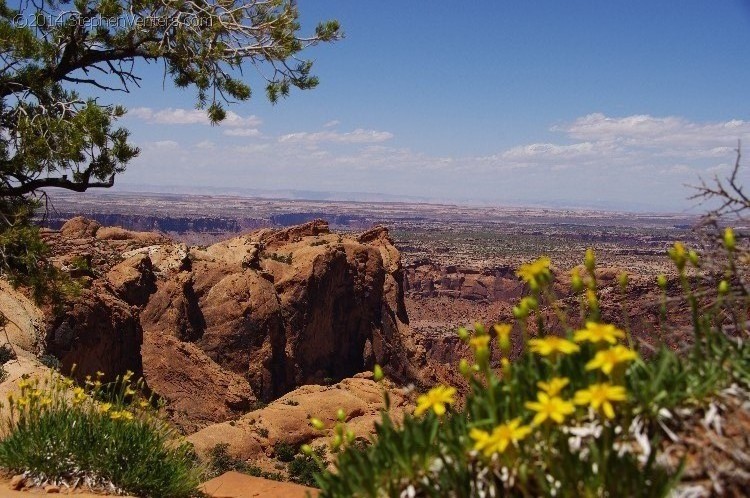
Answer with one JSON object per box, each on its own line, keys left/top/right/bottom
{"left": 104, "top": 1, "right": 750, "bottom": 211}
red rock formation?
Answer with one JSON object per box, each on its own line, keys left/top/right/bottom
{"left": 404, "top": 261, "right": 525, "bottom": 302}
{"left": 42, "top": 218, "right": 417, "bottom": 430}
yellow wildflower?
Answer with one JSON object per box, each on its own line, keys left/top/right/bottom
{"left": 373, "top": 364, "right": 384, "bottom": 382}
{"left": 124, "top": 387, "right": 137, "bottom": 397}
{"left": 573, "top": 322, "right": 625, "bottom": 345}
{"left": 719, "top": 280, "right": 730, "bottom": 295}
{"left": 668, "top": 242, "right": 687, "bottom": 270}
{"left": 574, "top": 383, "right": 627, "bottom": 419}
{"left": 618, "top": 272, "right": 629, "bottom": 289}
{"left": 584, "top": 248, "right": 596, "bottom": 272}
{"left": 98, "top": 402, "right": 112, "bottom": 414}
{"left": 109, "top": 410, "right": 123, "bottom": 420}
{"left": 73, "top": 386, "right": 86, "bottom": 404}
{"left": 524, "top": 392, "right": 575, "bottom": 426}
{"left": 585, "top": 346, "right": 638, "bottom": 375}
{"left": 500, "top": 358, "right": 511, "bottom": 377}
{"left": 516, "top": 256, "right": 551, "bottom": 283}
{"left": 570, "top": 267, "right": 584, "bottom": 292}
{"left": 470, "top": 418, "right": 532, "bottom": 457}
{"left": 528, "top": 336, "right": 580, "bottom": 357}
{"left": 493, "top": 324, "right": 512, "bottom": 351}
{"left": 657, "top": 274, "right": 667, "bottom": 289}
{"left": 536, "top": 377, "right": 569, "bottom": 397}
{"left": 16, "top": 397, "right": 29, "bottom": 407}
{"left": 586, "top": 289, "right": 598, "bottom": 308}
{"left": 139, "top": 400, "right": 150, "bottom": 409}
{"left": 469, "top": 334, "right": 490, "bottom": 351}
{"left": 120, "top": 410, "right": 134, "bottom": 421}
{"left": 724, "top": 227, "right": 735, "bottom": 251}
{"left": 39, "top": 397, "right": 52, "bottom": 407}
{"left": 414, "top": 385, "right": 456, "bottom": 417}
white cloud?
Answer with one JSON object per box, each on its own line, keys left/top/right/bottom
{"left": 223, "top": 128, "right": 262, "bottom": 137}
{"left": 557, "top": 113, "right": 750, "bottom": 149}
{"left": 148, "top": 140, "right": 179, "bottom": 150}
{"left": 122, "top": 112, "right": 750, "bottom": 211}
{"left": 232, "top": 144, "right": 270, "bottom": 154}
{"left": 194, "top": 140, "right": 215, "bottom": 149}
{"left": 323, "top": 120, "right": 340, "bottom": 128}
{"left": 130, "top": 107, "right": 261, "bottom": 127}
{"left": 500, "top": 142, "right": 601, "bottom": 160}
{"left": 278, "top": 128, "right": 394, "bottom": 144}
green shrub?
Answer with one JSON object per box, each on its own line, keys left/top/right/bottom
{"left": 262, "top": 252, "right": 292, "bottom": 264}
{"left": 288, "top": 446, "right": 326, "bottom": 487}
{"left": 247, "top": 399, "right": 268, "bottom": 411}
{"left": 0, "top": 201, "right": 80, "bottom": 305}
{"left": 38, "top": 354, "right": 61, "bottom": 371}
{"left": 206, "top": 443, "right": 285, "bottom": 482}
{"left": 312, "top": 240, "right": 749, "bottom": 497}
{"left": 208, "top": 443, "right": 255, "bottom": 476}
{"left": 0, "top": 344, "right": 16, "bottom": 364}
{"left": 0, "top": 372, "right": 201, "bottom": 497}
{"left": 274, "top": 441, "right": 297, "bottom": 462}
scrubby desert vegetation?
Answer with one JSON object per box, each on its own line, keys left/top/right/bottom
{"left": 310, "top": 231, "right": 749, "bottom": 497}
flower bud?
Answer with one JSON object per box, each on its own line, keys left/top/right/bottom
{"left": 512, "top": 305, "right": 527, "bottom": 319}
{"left": 493, "top": 324, "right": 512, "bottom": 352}
{"left": 688, "top": 250, "right": 700, "bottom": 267}
{"left": 457, "top": 327, "right": 469, "bottom": 342}
{"left": 331, "top": 434, "right": 343, "bottom": 451}
{"left": 459, "top": 358, "right": 472, "bottom": 378}
{"left": 501, "top": 358, "right": 511, "bottom": 377}
{"left": 529, "top": 279, "right": 539, "bottom": 292}
{"left": 373, "top": 364, "right": 384, "bottom": 383}
{"left": 474, "top": 322, "right": 486, "bottom": 336}
{"left": 586, "top": 289, "right": 598, "bottom": 308}
{"left": 571, "top": 268, "right": 584, "bottom": 293}
{"left": 724, "top": 227, "right": 736, "bottom": 251}
{"left": 336, "top": 408, "right": 346, "bottom": 422}
{"left": 584, "top": 248, "right": 596, "bottom": 272}
{"left": 345, "top": 429, "right": 356, "bottom": 443}
{"left": 668, "top": 242, "right": 687, "bottom": 271}
{"left": 718, "top": 280, "right": 730, "bottom": 295}
{"left": 300, "top": 444, "right": 313, "bottom": 455}
{"left": 310, "top": 417, "right": 325, "bottom": 430}
{"left": 475, "top": 346, "right": 490, "bottom": 370}
{"left": 521, "top": 296, "right": 538, "bottom": 311}
{"left": 618, "top": 272, "right": 629, "bottom": 290}
{"left": 657, "top": 274, "right": 667, "bottom": 290}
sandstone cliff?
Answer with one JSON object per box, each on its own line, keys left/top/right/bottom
{"left": 39, "top": 217, "right": 417, "bottom": 431}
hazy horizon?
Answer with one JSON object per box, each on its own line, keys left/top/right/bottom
{"left": 88, "top": 1, "right": 750, "bottom": 212}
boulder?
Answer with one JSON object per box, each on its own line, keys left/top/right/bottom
{"left": 59, "top": 216, "right": 100, "bottom": 238}
{"left": 188, "top": 376, "right": 410, "bottom": 463}
{"left": 45, "top": 283, "right": 143, "bottom": 382}
{"left": 106, "top": 254, "right": 157, "bottom": 306}
{"left": 142, "top": 333, "right": 256, "bottom": 432}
